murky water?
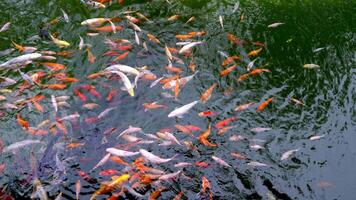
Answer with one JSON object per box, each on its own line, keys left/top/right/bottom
{"left": 0, "top": 0, "right": 355, "bottom": 199}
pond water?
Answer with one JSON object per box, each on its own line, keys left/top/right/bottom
{"left": 0, "top": 0, "right": 355, "bottom": 199}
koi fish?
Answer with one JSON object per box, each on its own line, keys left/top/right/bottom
{"left": 99, "top": 169, "right": 119, "bottom": 176}
{"left": 185, "top": 16, "right": 195, "bottom": 24}
{"left": 90, "top": 174, "right": 130, "bottom": 200}
{"left": 247, "top": 48, "right": 263, "bottom": 57}
{"left": 168, "top": 15, "right": 179, "bottom": 21}
{"left": 309, "top": 134, "right": 326, "bottom": 141}
{"left": 212, "top": 156, "right": 231, "bottom": 167}
{"left": 75, "top": 180, "right": 81, "bottom": 200}
{"left": 168, "top": 100, "right": 199, "bottom": 118}
{"left": 0, "top": 53, "right": 42, "bottom": 68}
{"left": 108, "top": 71, "right": 134, "bottom": 96}
{"left": 256, "top": 97, "right": 274, "bottom": 112}
{"left": 46, "top": 84, "right": 67, "bottom": 90}
{"left": 3, "top": 139, "right": 42, "bottom": 153}
{"left": 200, "top": 83, "right": 217, "bottom": 103}
{"left": 241, "top": 67, "right": 269, "bottom": 79}
{"left": 214, "top": 116, "right": 237, "bottom": 129}
{"left": 198, "top": 111, "right": 217, "bottom": 117}
{"left": 198, "top": 125, "right": 217, "bottom": 147}
{"left": 0, "top": 22, "right": 10, "bottom": 32}
{"left": 303, "top": 63, "right": 320, "bottom": 69}
{"left": 106, "top": 148, "right": 140, "bottom": 157}
{"left": 268, "top": 22, "right": 284, "bottom": 28}
{"left": 179, "top": 41, "right": 203, "bottom": 54}
{"left": 220, "top": 64, "right": 237, "bottom": 77}
{"left": 105, "top": 64, "right": 139, "bottom": 76}
{"left": 17, "top": 114, "right": 29, "bottom": 129}
{"left": 159, "top": 170, "right": 181, "bottom": 181}
{"left": 280, "top": 148, "right": 299, "bottom": 160}
{"left": 91, "top": 25, "right": 122, "bottom": 32}
{"left": 50, "top": 34, "right": 70, "bottom": 48}
{"left": 12, "top": 41, "right": 37, "bottom": 53}
{"left": 139, "top": 149, "right": 176, "bottom": 164}
{"left": 92, "top": 153, "right": 111, "bottom": 170}
{"left": 143, "top": 102, "right": 166, "bottom": 112}
{"left": 222, "top": 56, "right": 241, "bottom": 66}
{"left": 41, "top": 62, "right": 66, "bottom": 71}
{"left": 234, "top": 102, "right": 254, "bottom": 112}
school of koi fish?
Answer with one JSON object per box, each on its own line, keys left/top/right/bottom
{"left": 0, "top": 0, "right": 333, "bottom": 199}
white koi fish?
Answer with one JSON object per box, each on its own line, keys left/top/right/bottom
{"left": 106, "top": 148, "right": 140, "bottom": 157}
{"left": 168, "top": 100, "right": 199, "bottom": 118}
{"left": 139, "top": 149, "right": 176, "bottom": 164}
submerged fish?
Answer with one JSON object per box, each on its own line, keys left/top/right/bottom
{"left": 168, "top": 100, "right": 199, "bottom": 118}
{"left": 139, "top": 149, "right": 176, "bottom": 164}
{"left": 280, "top": 148, "right": 299, "bottom": 160}
{"left": 106, "top": 148, "right": 140, "bottom": 157}
{"left": 3, "top": 140, "right": 42, "bottom": 153}
{"left": 303, "top": 63, "right": 320, "bottom": 69}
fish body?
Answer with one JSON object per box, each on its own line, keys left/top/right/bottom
{"left": 0, "top": 53, "right": 42, "bottom": 68}
{"left": 280, "top": 148, "right": 299, "bottom": 160}
{"left": 106, "top": 148, "right": 140, "bottom": 157}
{"left": 268, "top": 22, "right": 284, "bottom": 28}
{"left": 3, "top": 140, "right": 42, "bottom": 153}
{"left": 212, "top": 156, "right": 231, "bottom": 167}
{"left": 109, "top": 71, "right": 134, "bottom": 96}
{"left": 81, "top": 18, "right": 107, "bottom": 26}
{"left": 200, "top": 83, "right": 217, "bottom": 103}
{"left": 256, "top": 97, "right": 274, "bottom": 112}
{"left": 139, "top": 149, "right": 175, "bottom": 164}
{"left": 105, "top": 64, "right": 139, "bottom": 76}
{"left": 159, "top": 170, "right": 181, "bottom": 180}
{"left": 179, "top": 41, "right": 203, "bottom": 54}
{"left": 303, "top": 63, "right": 320, "bottom": 69}
{"left": 168, "top": 100, "right": 199, "bottom": 118}
{"left": 0, "top": 22, "right": 10, "bottom": 32}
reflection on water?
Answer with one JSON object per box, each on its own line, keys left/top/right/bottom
{"left": 0, "top": 0, "right": 355, "bottom": 199}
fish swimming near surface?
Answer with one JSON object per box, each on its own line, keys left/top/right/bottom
{"left": 168, "top": 100, "right": 199, "bottom": 118}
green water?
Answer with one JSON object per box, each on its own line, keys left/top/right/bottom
{"left": 0, "top": 0, "right": 355, "bottom": 199}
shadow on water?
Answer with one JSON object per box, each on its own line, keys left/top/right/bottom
{"left": 0, "top": 0, "right": 355, "bottom": 199}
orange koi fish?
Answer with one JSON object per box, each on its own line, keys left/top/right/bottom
{"left": 58, "top": 77, "right": 79, "bottom": 83}
{"left": 91, "top": 25, "right": 123, "bottom": 32}
{"left": 200, "top": 83, "right": 217, "bottom": 103}
{"left": 143, "top": 102, "right": 166, "bottom": 112}
{"left": 238, "top": 68, "right": 271, "bottom": 82}
{"left": 174, "top": 124, "right": 192, "bottom": 135}
{"left": 74, "top": 89, "right": 87, "bottom": 102}
{"left": 46, "top": 84, "right": 67, "bottom": 90}
{"left": 222, "top": 56, "right": 241, "bottom": 66}
{"left": 110, "top": 156, "right": 129, "bottom": 166}
{"left": 188, "top": 31, "right": 206, "bottom": 36}
{"left": 67, "top": 143, "right": 85, "bottom": 149}
{"left": 234, "top": 102, "right": 254, "bottom": 112}
{"left": 166, "top": 65, "right": 182, "bottom": 74}
{"left": 41, "top": 62, "right": 67, "bottom": 71}
{"left": 17, "top": 114, "right": 29, "bottom": 129}
{"left": 256, "top": 97, "right": 274, "bottom": 112}
{"left": 227, "top": 33, "right": 242, "bottom": 45}
{"left": 247, "top": 48, "right": 263, "bottom": 57}
{"left": 198, "top": 111, "right": 217, "bottom": 117}
{"left": 113, "top": 51, "right": 129, "bottom": 62}
{"left": 214, "top": 116, "right": 237, "bottom": 129}
{"left": 147, "top": 33, "right": 160, "bottom": 43}
{"left": 198, "top": 125, "right": 217, "bottom": 147}
{"left": 175, "top": 34, "right": 194, "bottom": 40}
{"left": 220, "top": 64, "right": 237, "bottom": 77}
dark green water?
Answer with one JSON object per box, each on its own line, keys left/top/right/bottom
{"left": 0, "top": 0, "right": 355, "bottom": 199}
